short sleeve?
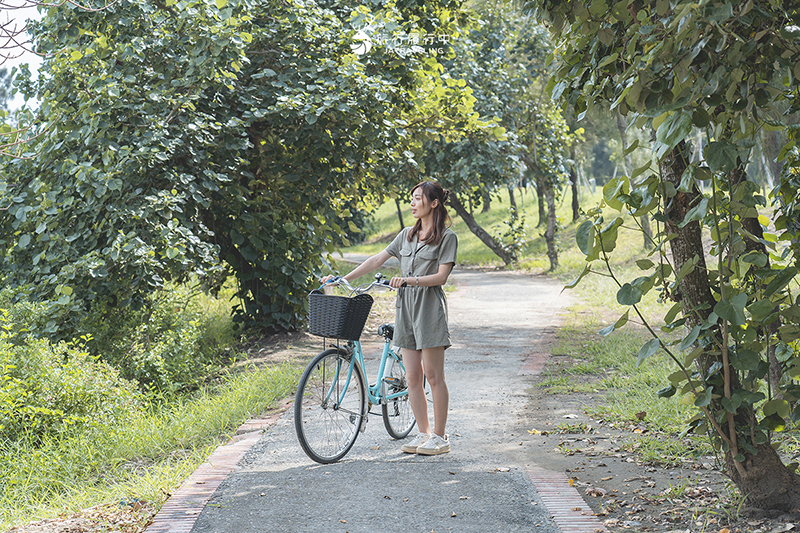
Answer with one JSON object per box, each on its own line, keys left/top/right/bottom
{"left": 384, "top": 228, "right": 409, "bottom": 259}
{"left": 438, "top": 230, "right": 458, "bottom": 266}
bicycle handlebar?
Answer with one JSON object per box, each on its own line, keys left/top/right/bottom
{"left": 319, "top": 274, "right": 396, "bottom": 296}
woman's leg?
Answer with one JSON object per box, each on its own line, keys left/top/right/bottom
{"left": 422, "top": 346, "right": 448, "bottom": 436}
{"left": 402, "top": 348, "right": 429, "bottom": 434}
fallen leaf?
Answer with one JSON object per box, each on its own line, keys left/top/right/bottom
{"left": 601, "top": 476, "right": 613, "bottom": 481}
{"left": 384, "top": 495, "right": 391, "bottom": 500}
{"left": 340, "top": 520, "right": 348, "bottom": 523}
{"left": 635, "top": 411, "right": 646, "bottom": 420}
{"left": 451, "top": 511, "right": 457, "bottom": 517}
{"left": 495, "top": 467, "right": 510, "bottom": 472}
{"left": 529, "top": 429, "right": 541, "bottom": 435}
{"left": 568, "top": 478, "right": 575, "bottom": 487}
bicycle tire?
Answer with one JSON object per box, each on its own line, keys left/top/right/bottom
{"left": 381, "top": 351, "right": 416, "bottom": 439}
{"left": 294, "top": 348, "right": 366, "bottom": 464}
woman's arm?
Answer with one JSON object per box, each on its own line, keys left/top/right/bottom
{"left": 343, "top": 250, "right": 392, "bottom": 281}
{"left": 389, "top": 262, "right": 453, "bottom": 288}
{"left": 320, "top": 250, "right": 393, "bottom": 285}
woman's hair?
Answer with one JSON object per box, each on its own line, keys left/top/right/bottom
{"left": 408, "top": 181, "right": 452, "bottom": 245}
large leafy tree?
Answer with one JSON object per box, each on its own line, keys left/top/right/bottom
{"left": 0, "top": 0, "right": 481, "bottom": 335}
{"left": 406, "top": 6, "right": 575, "bottom": 266}
{"left": 529, "top": 0, "right": 800, "bottom": 509}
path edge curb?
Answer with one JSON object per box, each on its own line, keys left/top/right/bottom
{"left": 143, "top": 398, "right": 293, "bottom": 532}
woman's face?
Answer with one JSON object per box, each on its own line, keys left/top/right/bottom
{"left": 410, "top": 188, "right": 437, "bottom": 220}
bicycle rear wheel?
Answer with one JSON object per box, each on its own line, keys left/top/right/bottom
{"left": 381, "top": 351, "right": 416, "bottom": 439}
{"left": 294, "top": 348, "right": 366, "bottom": 463}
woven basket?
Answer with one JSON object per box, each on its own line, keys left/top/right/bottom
{"left": 308, "top": 290, "right": 374, "bottom": 341}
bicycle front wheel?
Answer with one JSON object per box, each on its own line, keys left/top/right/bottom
{"left": 294, "top": 348, "right": 366, "bottom": 464}
{"left": 381, "top": 351, "right": 416, "bottom": 439}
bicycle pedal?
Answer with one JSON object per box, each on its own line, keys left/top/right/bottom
{"left": 383, "top": 377, "right": 400, "bottom": 385}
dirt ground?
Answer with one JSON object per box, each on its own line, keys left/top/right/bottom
{"left": 8, "top": 292, "right": 800, "bottom": 533}
{"left": 523, "top": 330, "right": 800, "bottom": 533}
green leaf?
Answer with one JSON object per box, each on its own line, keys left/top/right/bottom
{"left": 747, "top": 299, "right": 775, "bottom": 322}
{"left": 763, "top": 399, "right": 791, "bottom": 418}
{"left": 731, "top": 349, "right": 760, "bottom": 371}
{"left": 575, "top": 220, "right": 594, "bottom": 255}
{"left": 656, "top": 111, "right": 692, "bottom": 152}
{"left": 617, "top": 283, "right": 642, "bottom": 305}
{"left": 764, "top": 267, "right": 799, "bottom": 298}
{"left": 694, "top": 387, "right": 713, "bottom": 407}
{"left": 679, "top": 325, "right": 700, "bottom": 351}
{"left": 636, "top": 259, "right": 654, "bottom": 270}
{"left": 657, "top": 385, "right": 676, "bottom": 398}
{"left": 603, "top": 177, "right": 629, "bottom": 211}
{"left": 705, "top": 141, "right": 738, "bottom": 172}
{"left": 564, "top": 264, "right": 591, "bottom": 289}
{"left": 721, "top": 395, "right": 742, "bottom": 413}
{"left": 215, "top": 0, "right": 228, "bottom": 8}
{"left": 664, "top": 301, "right": 684, "bottom": 324}
{"left": 17, "top": 234, "right": 31, "bottom": 249}
{"left": 679, "top": 197, "right": 708, "bottom": 227}
{"left": 714, "top": 293, "right": 748, "bottom": 326}
{"left": 636, "top": 338, "right": 660, "bottom": 367}
{"left": 600, "top": 310, "right": 629, "bottom": 336}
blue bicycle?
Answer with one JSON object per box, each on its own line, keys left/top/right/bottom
{"left": 294, "top": 274, "right": 417, "bottom": 464}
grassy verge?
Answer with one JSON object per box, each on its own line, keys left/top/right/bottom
{"left": 1, "top": 362, "right": 301, "bottom": 529}
{"left": 0, "top": 277, "right": 311, "bottom": 531}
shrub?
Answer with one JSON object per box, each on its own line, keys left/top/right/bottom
{"left": 82, "top": 284, "right": 236, "bottom": 393}
{"left": 0, "top": 310, "right": 142, "bottom": 445}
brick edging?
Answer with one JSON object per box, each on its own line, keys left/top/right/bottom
{"left": 144, "top": 399, "right": 292, "bottom": 532}
{"left": 527, "top": 466, "right": 609, "bottom": 533}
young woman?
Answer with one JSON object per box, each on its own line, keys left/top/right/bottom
{"left": 321, "top": 181, "right": 458, "bottom": 455}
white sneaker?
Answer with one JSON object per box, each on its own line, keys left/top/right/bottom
{"left": 416, "top": 433, "right": 450, "bottom": 455}
{"left": 401, "top": 433, "right": 431, "bottom": 454}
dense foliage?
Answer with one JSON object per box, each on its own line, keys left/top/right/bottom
{"left": 1, "top": 0, "right": 483, "bottom": 337}
{"left": 530, "top": 0, "right": 800, "bottom": 508}
{"left": 0, "top": 309, "right": 141, "bottom": 445}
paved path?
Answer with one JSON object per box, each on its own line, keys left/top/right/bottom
{"left": 146, "top": 269, "right": 607, "bottom": 533}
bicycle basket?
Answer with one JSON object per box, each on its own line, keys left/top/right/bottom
{"left": 308, "top": 290, "right": 374, "bottom": 341}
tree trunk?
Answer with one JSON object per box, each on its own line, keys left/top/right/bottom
{"left": 481, "top": 190, "right": 491, "bottom": 213}
{"left": 544, "top": 181, "right": 558, "bottom": 271}
{"left": 726, "top": 442, "right": 800, "bottom": 511}
{"left": 395, "top": 198, "right": 405, "bottom": 232}
{"left": 730, "top": 161, "right": 782, "bottom": 394}
{"left": 508, "top": 184, "right": 517, "bottom": 211}
{"left": 660, "top": 142, "right": 715, "bottom": 334}
{"left": 449, "top": 195, "right": 515, "bottom": 265}
{"left": 536, "top": 174, "right": 546, "bottom": 228}
{"left": 569, "top": 146, "right": 579, "bottom": 223}
{"left": 662, "top": 143, "right": 800, "bottom": 509}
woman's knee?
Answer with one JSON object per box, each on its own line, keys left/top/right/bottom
{"left": 407, "top": 369, "right": 425, "bottom": 389}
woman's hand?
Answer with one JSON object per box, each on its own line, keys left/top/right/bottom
{"left": 389, "top": 276, "right": 408, "bottom": 289}
{"left": 320, "top": 274, "right": 339, "bottom": 285}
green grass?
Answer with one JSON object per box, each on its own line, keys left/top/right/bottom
{"left": 349, "top": 185, "right": 593, "bottom": 269}
{"left": 0, "top": 363, "right": 301, "bottom": 529}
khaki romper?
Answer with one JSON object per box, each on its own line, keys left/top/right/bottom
{"left": 384, "top": 227, "right": 458, "bottom": 350}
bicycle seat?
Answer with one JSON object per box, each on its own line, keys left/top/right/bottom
{"left": 377, "top": 323, "right": 394, "bottom": 340}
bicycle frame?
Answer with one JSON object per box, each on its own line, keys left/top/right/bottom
{"left": 327, "top": 337, "right": 403, "bottom": 414}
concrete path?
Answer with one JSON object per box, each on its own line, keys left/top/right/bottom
{"left": 148, "top": 268, "right": 606, "bottom": 533}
